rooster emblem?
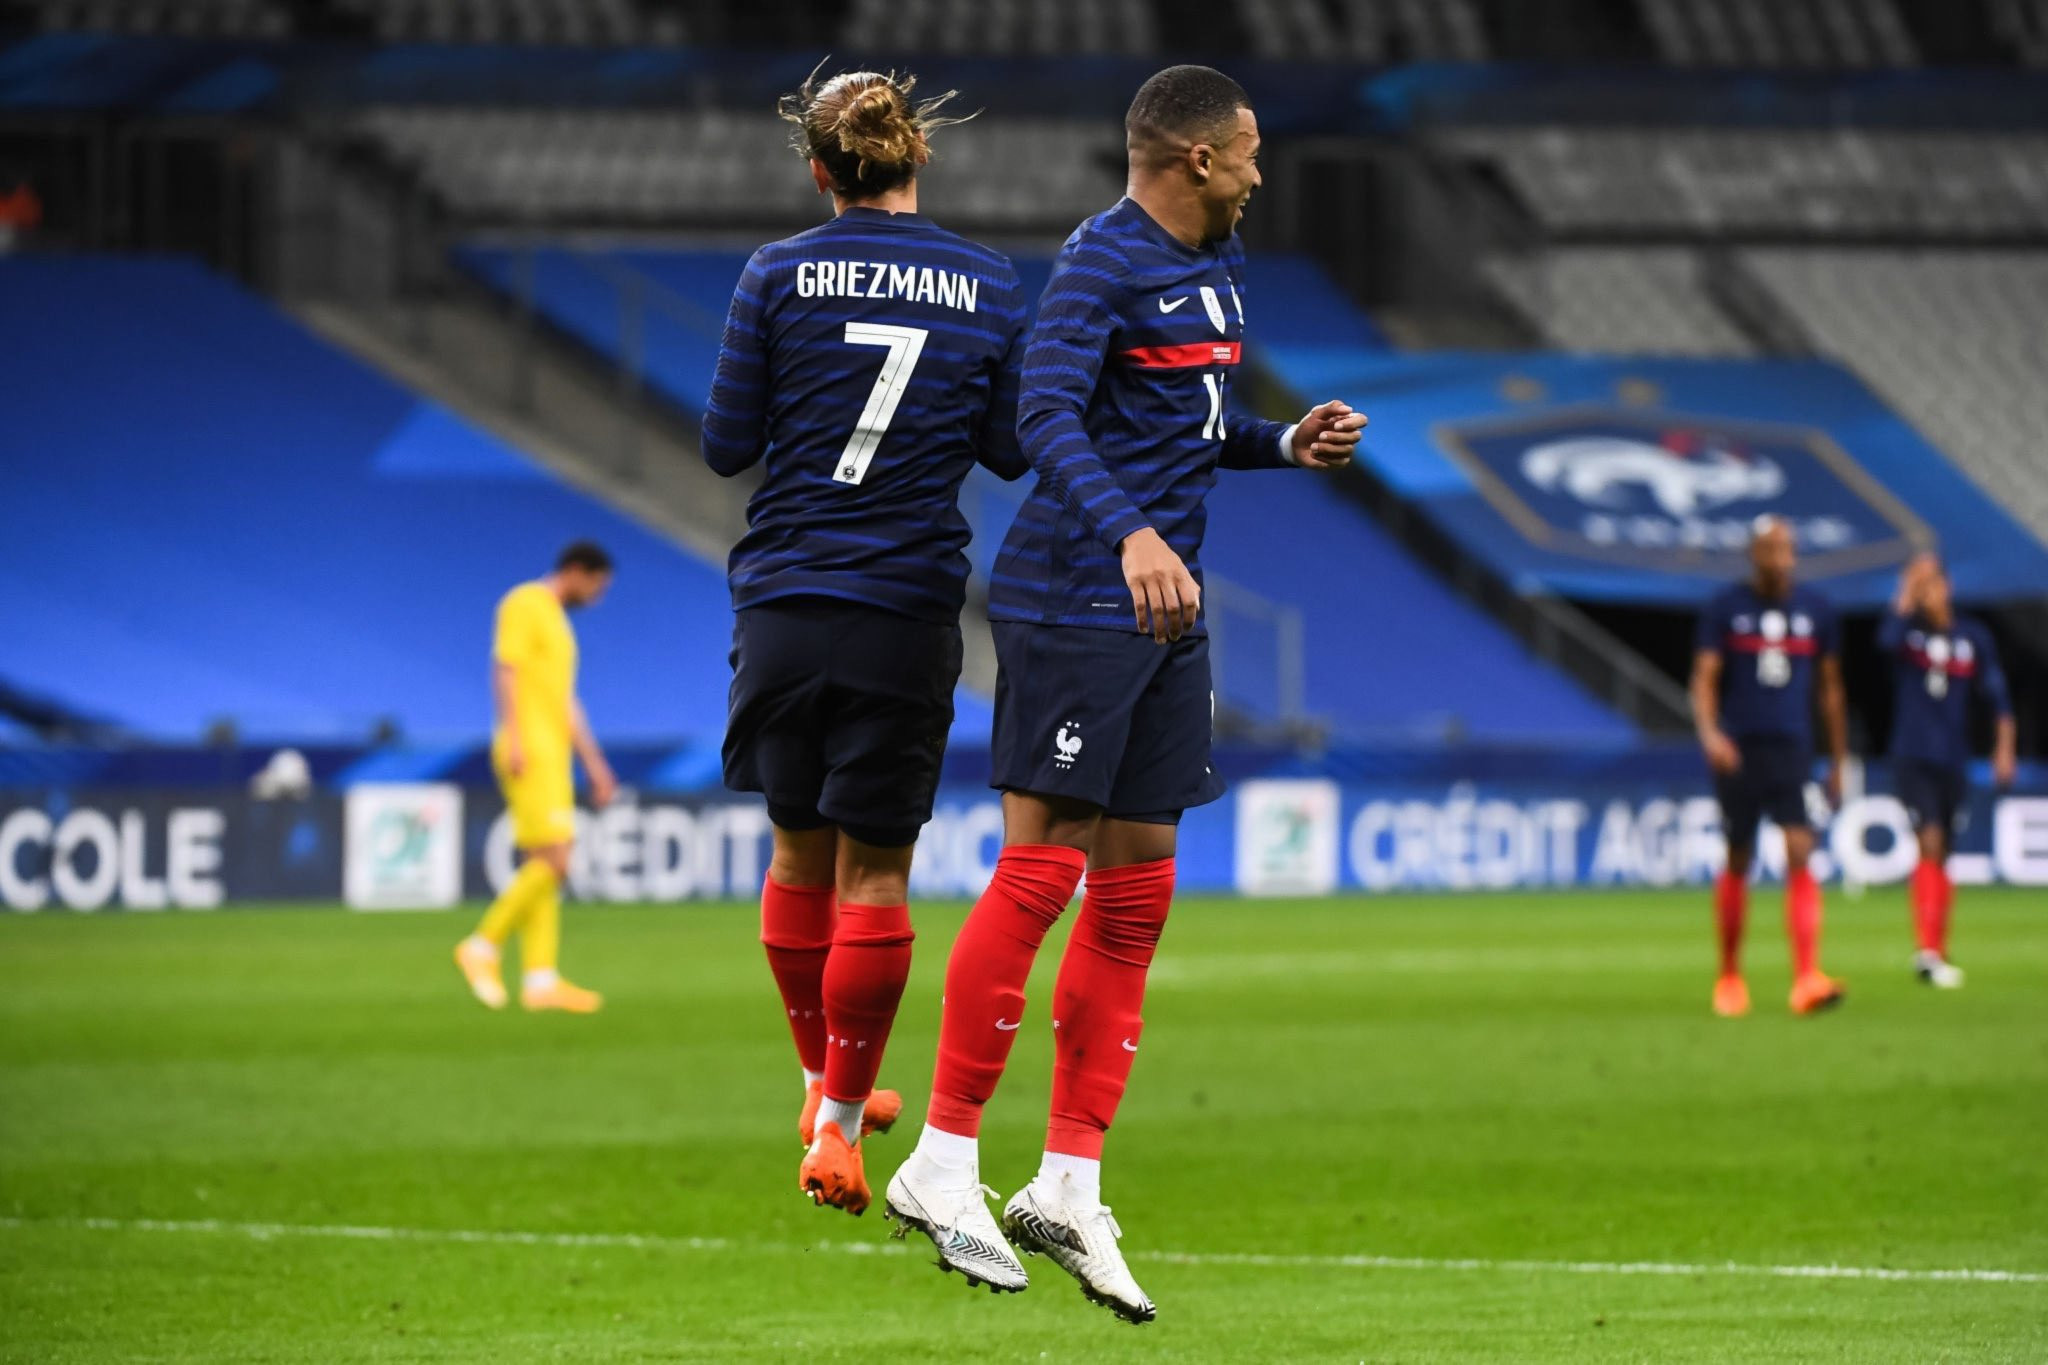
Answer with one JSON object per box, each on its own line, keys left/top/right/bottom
{"left": 1054, "top": 724, "right": 1083, "bottom": 767}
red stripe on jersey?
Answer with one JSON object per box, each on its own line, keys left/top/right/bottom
{"left": 1905, "top": 649, "right": 1976, "bottom": 677}
{"left": 1725, "top": 633, "right": 1818, "bottom": 656}
{"left": 1121, "top": 341, "right": 1241, "bottom": 368}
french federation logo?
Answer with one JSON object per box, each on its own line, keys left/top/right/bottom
{"left": 1433, "top": 404, "right": 1930, "bottom": 579}
{"left": 1053, "top": 723, "right": 1083, "bottom": 768}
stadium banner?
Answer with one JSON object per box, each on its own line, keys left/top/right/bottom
{"left": 344, "top": 783, "right": 465, "bottom": 910}
{"left": 0, "top": 790, "right": 342, "bottom": 911}
{"left": 1256, "top": 350, "right": 2048, "bottom": 608}
{"left": 6, "top": 772, "right": 2047, "bottom": 909}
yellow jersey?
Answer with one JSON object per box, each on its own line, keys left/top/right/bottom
{"left": 492, "top": 581, "right": 577, "bottom": 762}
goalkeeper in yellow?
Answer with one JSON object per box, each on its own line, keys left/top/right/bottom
{"left": 455, "top": 541, "right": 618, "bottom": 1013}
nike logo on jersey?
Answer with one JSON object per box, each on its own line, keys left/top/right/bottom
{"left": 995, "top": 1018, "right": 1021, "bottom": 1031}
{"left": 1158, "top": 296, "right": 1189, "bottom": 313}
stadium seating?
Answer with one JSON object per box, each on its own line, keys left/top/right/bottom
{"left": 1239, "top": 0, "right": 1490, "bottom": 61}
{"left": 841, "top": 0, "right": 1157, "bottom": 55}
{"left": 1482, "top": 247, "right": 1755, "bottom": 356}
{"left": 1451, "top": 127, "right": 2048, "bottom": 238}
{"left": 1742, "top": 247, "right": 2048, "bottom": 543}
{"left": 331, "top": 0, "right": 672, "bottom": 46}
{"left": 1633, "top": 0, "right": 1917, "bottom": 67}
{"left": 357, "top": 108, "right": 1123, "bottom": 229}
{"left": 30, "top": 0, "right": 288, "bottom": 38}
{"left": 0, "top": 253, "right": 741, "bottom": 742}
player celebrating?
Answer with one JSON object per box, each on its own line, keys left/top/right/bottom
{"left": 1691, "top": 517, "right": 1848, "bottom": 1019}
{"left": 455, "top": 541, "right": 617, "bottom": 1014}
{"left": 883, "top": 66, "right": 1364, "bottom": 1319}
{"left": 702, "top": 68, "right": 1028, "bottom": 1217}
{"left": 1880, "top": 553, "right": 2016, "bottom": 988}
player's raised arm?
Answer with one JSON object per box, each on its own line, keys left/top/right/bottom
{"left": 701, "top": 249, "right": 775, "bottom": 476}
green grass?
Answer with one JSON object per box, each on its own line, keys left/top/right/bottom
{"left": 2, "top": 887, "right": 2045, "bottom": 1363}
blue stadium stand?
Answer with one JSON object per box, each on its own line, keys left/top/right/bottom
{"left": 0, "top": 254, "right": 746, "bottom": 745}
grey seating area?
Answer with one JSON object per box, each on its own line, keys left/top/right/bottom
{"left": 1451, "top": 127, "right": 2048, "bottom": 238}
{"left": 331, "top": 0, "right": 670, "bottom": 46}
{"left": 33, "top": 0, "right": 289, "bottom": 37}
{"left": 840, "top": 0, "right": 1157, "bottom": 55}
{"left": 1745, "top": 248, "right": 2048, "bottom": 539}
{"left": 1240, "top": 0, "right": 1489, "bottom": 62}
{"left": 356, "top": 107, "right": 1123, "bottom": 229}
{"left": 1634, "top": 0, "right": 1916, "bottom": 67}
{"left": 1483, "top": 248, "right": 1755, "bottom": 356}
{"left": 1988, "top": 0, "right": 2048, "bottom": 65}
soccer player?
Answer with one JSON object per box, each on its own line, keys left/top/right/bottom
{"left": 454, "top": 541, "right": 617, "bottom": 1014}
{"left": 1880, "top": 553, "right": 2016, "bottom": 988}
{"left": 882, "top": 66, "right": 1365, "bottom": 1319}
{"left": 701, "top": 69, "right": 1029, "bottom": 1217}
{"left": 1691, "top": 517, "right": 1847, "bottom": 1019}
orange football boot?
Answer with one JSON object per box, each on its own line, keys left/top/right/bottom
{"left": 1789, "top": 971, "right": 1845, "bottom": 1015}
{"left": 798, "top": 1081, "right": 904, "bottom": 1147}
{"left": 454, "top": 939, "right": 507, "bottom": 1010}
{"left": 799, "top": 1121, "right": 870, "bottom": 1215}
{"left": 520, "top": 977, "right": 604, "bottom": 1014}
{"left": 1712, "top": 974, "right": 1750, "bottom": 1018}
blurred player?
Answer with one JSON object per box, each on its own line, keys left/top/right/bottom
{"left": 884, "top": 66, "right": 1364, "bottom": 1318}
{"left": 1691, "top": 517, "right": 1847, "bottom": 1018}
{"left": 454, "top": 541, "right": 617, "bottom": 1014}
{"left": 1880, "top": 553, "right": 2016, "bottom": 987}
{"left": 701, "top": 68, "right": 1028, "bottom": 1216}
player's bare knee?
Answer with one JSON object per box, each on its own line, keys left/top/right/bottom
{"left": 1783, "top": 827, "right": 1816, "bottom": 871}
{"left": 1001, "top": 790, "right": 1101, "bottom": 853}
{"left": 835, "top": 833, "right": 915, "bottom": 906}
{"left": 531, "top": 844, "right": 572, "bottom": 879}
{"left": 769, "top": 824, "right": 837, "bottom": 889}
{"left": 1917, "top": 825, "right": 1948, "bottom": 864}
{"left": 1725, "top": 843, "right": 1755, "bottom": 879}
{"left": 1091, "top": 817, "right": 1177, "bottom": 872}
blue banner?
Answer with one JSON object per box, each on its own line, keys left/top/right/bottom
{"left": 1261, "top": 351, "right": 2048, "bottom": 608}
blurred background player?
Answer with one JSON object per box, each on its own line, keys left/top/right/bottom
{"left": 1691, "top": 517, "right": 1847, "bottom": 1018}
{"left": 701, "top": 68, "right": 1029, "bottom": 1217}
{"left": 1881, "top": 552, "right": 2016, "bottom": 988}
{"left": 884, "top": 65, "right": 1364, "bottom": 1318}
{"left": 455, "top": 541, "right": 617, "bottom": 1013}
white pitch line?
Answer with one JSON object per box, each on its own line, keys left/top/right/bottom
{"left": 2, "top": 1215, "right": 2042, "bottom": 1286}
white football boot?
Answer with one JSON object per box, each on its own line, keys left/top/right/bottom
{"left": 1001, "top": 1173, "right": 1156, "bottom": 1324}
{"left": 883, "top": 1151, "right": 1029, "bottom": 1293}
{"left": 1914, "top": 950, "right": 1965, "bottom": 989}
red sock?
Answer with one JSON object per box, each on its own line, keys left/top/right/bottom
{"left": 1047, "top": 858, "right": 1174, "bottom": 1160}
{"left": 1787, "top": 867, "right": 1823, "bottom": 977}
{"left": 926, "top": 845, "right": 1087, "bottom": 1137}
{"left": 1911, "top": 858, "right": 1944, "bottom": 955}
{"left": 1934, "top": 862, "right": 1955, "bottom": 957}
{"left": 1714, "top": 870, "right": 1747, "bottom": 977}
{"left": 760, "top": 876, "right": 835, "bottom": 1075}
{"left": 821, "top": 902, "right": 914, "bottom": 1105}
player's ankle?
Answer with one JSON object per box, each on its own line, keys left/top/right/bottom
{"left": 915, "top": 1123, "right": 979, "bottom": 1173}
{"left": 523, "top": 967, "right": 559, "bottom": 991}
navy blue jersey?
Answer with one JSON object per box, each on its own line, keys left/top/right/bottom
{"left": 1881, "top": 610, "right": 2012, "bottom": 768}
{"left": 988, "top": 197, "right": 1294, "bottom": 634}
{"left": 702, "top": 207, "right": 1028, "bottom": 624}
{"left": 1695, "top": 582, "right": 1839, "bottom": 747}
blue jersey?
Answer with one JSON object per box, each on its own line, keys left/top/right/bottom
{"left": 1881, "top": 610, "right": 2012, "bottom": 768}
{"left": 702, "top": 207, "right": 1028, "bottom": 624}
{"left": 1695, "top": 582, "right": 1839, "bottom": 747}
{"left": 988, "top": 198, "right": 1294, "bottom": 634}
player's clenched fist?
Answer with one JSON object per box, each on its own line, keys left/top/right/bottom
{"left": 1119, "top": 526, "right": 1200, "bottom": 644}
{"left": 1291, "top": 400, "right": 1366, "bottom": 469}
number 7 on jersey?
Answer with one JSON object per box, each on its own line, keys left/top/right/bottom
{"left": 834, "top": 323, "right": 929, "bottom": 485}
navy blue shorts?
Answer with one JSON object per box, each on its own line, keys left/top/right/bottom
{"left": 1715, "top": 738, "right": 1814, "bottom": 848}
{"left": 723, "top": 598, "right": 961, "bottom": 847}
{"left": 1896, "top": 759, "right": 1967, "bottom": 836}
{"left": 989, "top": 623, "right": 1226, "bottom": 821}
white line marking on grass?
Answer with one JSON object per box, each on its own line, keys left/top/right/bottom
{"left": 3, "top": 1216, "right": 2042, "bottom": 1286}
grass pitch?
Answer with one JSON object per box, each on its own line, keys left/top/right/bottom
{"left": 2, "top": 887, "right": 2044, "bottom": 1363}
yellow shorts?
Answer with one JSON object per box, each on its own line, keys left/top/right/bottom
{"left": 497, "top": 751, "right": 576, "bottom": 850}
